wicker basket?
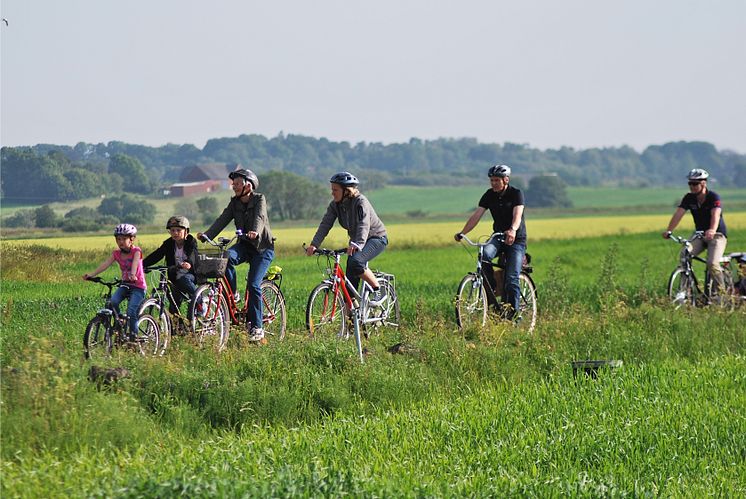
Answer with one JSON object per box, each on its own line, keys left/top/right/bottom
{"left": 195, "top": 253, "right": 228, "bottom": 279}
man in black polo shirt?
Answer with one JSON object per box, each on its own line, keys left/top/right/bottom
{"left": 455, "top": 164, "right": 527, "bottom": 317}
{"left": 663, "top": 168, "right": 728, "bottom": 292}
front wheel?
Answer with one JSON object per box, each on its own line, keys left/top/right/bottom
{"left": 668, "top": 268, "right": 697, "bottom": 307}
{"left": 83, "top": 315, "right": 113, "bottom": 360}
{"left": 455, "top": 274, "right": 487, "bottom": 330}
{"left": 190, "top": 284, "right": 230, "bottom": 352}
{"left": 133, "top": 314, "right": 161, "bottom": 357}
{"left": 139, "top": 298, "right": 171, "bottom": 355}
{"left": 306, "top": 282, "right": 347, "bottom": 339}
{"left": 515, "top": 273, "right": 537, "bottom": 334}
{"left": 260, "top": 280, "right": 287, "bottom": 341}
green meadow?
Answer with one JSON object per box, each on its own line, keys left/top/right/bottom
{"left": 2, "top": 222, "right": 745, "bottom": 496}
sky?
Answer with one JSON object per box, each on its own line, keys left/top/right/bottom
{"left": 1, "top": 0, "right": 745, "bottom": 153}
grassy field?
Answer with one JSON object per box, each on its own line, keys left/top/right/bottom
{"left": 2, "top": 223, "right": 745, "bottom": 496}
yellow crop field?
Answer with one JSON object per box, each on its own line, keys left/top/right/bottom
{"left": 3, "top": 212, "right": 745, "bottom": 252}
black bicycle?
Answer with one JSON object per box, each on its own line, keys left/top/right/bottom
{"left": 455, "top": 233, "right": 537, "bottom": 333}
{"left": 83, "top": 277, "right": 160, "bottom": 360}
{"left": 666, "top": 231, "right": 743, "bottom": 309}
{"left": 139, "top": 266, "right": 195, "bottom": 354}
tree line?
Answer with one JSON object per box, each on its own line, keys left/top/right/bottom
{"left": 4, "top": 135, "right": 745, "bottom": 193}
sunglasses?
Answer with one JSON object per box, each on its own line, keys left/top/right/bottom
{"left": 688, "top": 181, "right": 703, "bottom": 186}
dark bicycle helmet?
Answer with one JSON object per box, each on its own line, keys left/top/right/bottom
{"left": 229, "top": 168, "right": 259, "bottom": 189}
{"left": 488, "top": 164, "right": 511, "bottom": 177}
{"left": 686, "top": 168, "right": 709, "bottom": 181}
{"left": 114, "top": 223, "right": 137, "bottom": 236}
{"left": 329, "top": 171, "right": 359, "bottom": 187}
{"left": 166, "top": 215, "right": 190, "bottom": 231}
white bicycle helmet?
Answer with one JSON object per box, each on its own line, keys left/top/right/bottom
{"left": 687, "top": 168, "right": 709, "bottom": 180}
{"left": 488, "top": 164, "right": 511, "bottom": 178}
{"left": 114, "top": 223, "right": 137, "bottom": 236}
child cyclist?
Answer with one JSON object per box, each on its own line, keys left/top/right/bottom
{"left": 142, "top": 215, "right": 198, "bottom": 316}
{"left": 83, "top": 224, "right": 146, "bottom": 339}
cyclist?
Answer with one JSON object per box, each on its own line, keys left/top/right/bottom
{"left": 663, "top": 168, "right": 728, "bottom": 293}
{"left": 198, "top": 168, "right": 275, "bottom": 342}
{"left": 142, "top": 215, "right": 199, "bottom": 316}
{"left": 455, "top": 164, "right": 527, "bottom": 318}
{"left": 305, "top": 171, "right": 388, "bottom": 305}
{"left": 82, "top": 224, "right": 146, "bottom": 339}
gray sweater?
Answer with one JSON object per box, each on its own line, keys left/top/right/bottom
{"left": 204, "top": 193, "right": 274, "bottom": 252}
{"left": 311, "top": 193, "right": 387, "bottom": 248}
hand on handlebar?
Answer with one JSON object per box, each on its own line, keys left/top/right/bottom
{"left": 662, "top": 230, "right": 672, "bottom": 239}
{"left": 304, "top": 244, "right": 317, "bottom": 256}
{"left": 454, "top": 232, "right": 464, "bottom": 242}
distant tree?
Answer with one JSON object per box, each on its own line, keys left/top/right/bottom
{"left": 173, "top": 198, "right": 201, "bottom": 222}
{"left": 64, "top": 206, "right": 100, "bottom": 220}
{"left": 196, "top": 196, "right": 220, "bottom": 224}
{"left": 108, "top": 154, "right": 152, "bottom": 194}
{"left": 733, "top": 159, "right": 746, "bottom": 188}
{"left": 527, "top": 175, "right": 573, "bottom": 208}
{"left": 261, "top": 171, "right": 327, "bottom": 221}
{"left": 3, "top": 209, "right": 35, "bottom": 228}
{"left": 98, "top": 194, "right": 156, "bottom": 225}
{"left": 34, "top": 205, "right": 61, "bottom": 228}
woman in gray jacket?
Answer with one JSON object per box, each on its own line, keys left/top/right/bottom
{"left": 305, "top": 172, "right": 388, "bottom": 304}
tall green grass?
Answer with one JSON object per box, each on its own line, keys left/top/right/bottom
{"left": 2, "top": 231, "right": 745, "bottom": 496}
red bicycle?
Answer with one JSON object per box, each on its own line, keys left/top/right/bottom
{"left": 305, "top": 246, "right": 400, "bottom": 361}
{"left": 191, "top": 232, "right": 287, "bottom": 351}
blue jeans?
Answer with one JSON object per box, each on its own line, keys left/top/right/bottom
{"left": 346, "top": 236, "right": 388, "bottom": 291}
{"left": 111, "top": 285, "right": 146, "bottom": 337}
{"left": 170, "top": 272, "right": 197, "bottom": 315}
{"left": 482, "top": 235, "right": 526, "bottom": 315}
{"left": 227, "top": 242, "right": 275, "bottom": 331}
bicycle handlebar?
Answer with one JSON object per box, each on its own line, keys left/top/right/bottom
{"left": 666, "top": 231, "right": 704, "bottom": 245}
{"left": 200, "top": 230, "right": 240, "bottom": 248}
{"left": 456, "top": 232, "right": 504, "bottom": 247}
{"left": 303, "top": 243, "right": 347, "bottom": 256}
{"left": 84, "top": 276, "right": 123, "bottom": 287}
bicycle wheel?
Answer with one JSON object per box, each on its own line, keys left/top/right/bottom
{"left": 190, "top": 284, "right": 230, "bottom": 352}
{"left": 139, "top": 298, "right": 171, "bottom": 354}
{"left": 668, "top": 268, "right": 698, "bottom": 307}
{"left": 362, "top": 278, "right": 401, "bottom": 330}
{"left": 706, "top": 268, "right": 737, "bottom": 310}
{"left": 260, "top": 280, "right": 287, "bottom": 341}
{"left": 306, "top": 282, "right": 347, "bottom": 339}
{"left": 515, "top": 273, "right": 537, "bottom": 333}
{"left": 83, "top": 315, "right": 113, "bottom": 360}
{"left": 133, "top": 314, "right": 161, "bottom": 357}
{"left": 455, "top": 274, "right": 487, "bottom": 329}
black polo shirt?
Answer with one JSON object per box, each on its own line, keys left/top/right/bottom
{"left": 679, "top": 191, "right": 727, "bottom": 236}
{"left": 478, "top": 185, "right": 527, "bottom": 243}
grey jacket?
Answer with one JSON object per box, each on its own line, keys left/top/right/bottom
{"left": 311, "top": 193, "right": 387, "bottom": 248}
{"left": 204, "top": 193, "right": 274, "bottom": 252}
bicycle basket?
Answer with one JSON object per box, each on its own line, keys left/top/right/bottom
{"left": 195, "top": 252, "right": 228, "bottom": 279}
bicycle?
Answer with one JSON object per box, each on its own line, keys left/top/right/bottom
{"left": 455, "top": 233, "right": 537, "bottom": 333}
{"left": 666, "top": 231, "right": 743, "bottom": 309}
{"left": 305, "top": 246, "right": 401, "bottom": 362}
{"left": 83, "top": 277, "right": 160, "bottom": 360}
{"left": 139, "top": 265, "right": 194, "bottom": 354}
{"left": 192, "top": 231, "right": 287, "bottom": 351}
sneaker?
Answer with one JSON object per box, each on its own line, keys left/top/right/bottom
{"left": 368, "top": 288, "right": 387, "bottom": 307}
{"left": 234, "top": 292, "right": 241, "bottom": 304}
{"left": 249, "top": 327, "right": 264, "bottom": 342}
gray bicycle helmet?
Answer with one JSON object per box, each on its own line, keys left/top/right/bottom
{"left": 229, "top": 168, "right": 259, "bottom": 189}
{"left": 166, "top": 215, "right": 190, "bottom": 231}
{"left": 488, "top": 164, "right": 511, "bottom": 178}
{"left": 114, "top": 223, "right": 137, "bottom": 236}
{"left": 330, "top": 171, "right": 359, "bottom": 187}
{"left": 686, "top": 168, "right": 709, "bottom": 181}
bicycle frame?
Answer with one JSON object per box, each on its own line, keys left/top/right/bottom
{"left": 313, "top": 248, "right": 378, "bottom": 324}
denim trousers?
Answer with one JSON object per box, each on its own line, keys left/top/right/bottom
{"left": 346, "top": 236, "right": 388, "bottom": 291}
{"left": 170, "top": 272, "right": 197, "bottom": 314}
{"left": 227, "top": 242, "right": 275, "bottom": 330}
{"left": 111, "top": 285, "right": 146, "bottom": 336}
{"left": 482, "top": 235, "right": 526, "bottom": 313}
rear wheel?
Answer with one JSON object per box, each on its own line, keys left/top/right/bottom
{"left": 668, "top": 268, "right": 698, "bottom": 307}
{"left": 515, "top": 273, "right": 537, "bottom": 333}
{"left": 455, "top": 274, "right": 487, "bottom": 329}
{"left": 362, "top": 278, "right": 401, "bottom": 333}
{"left": 306, "top": 282, "right": 347, "bottom": 339}
{"left": 260, "top": 280, "right": 287, "bottom": 341}
{"left": 83, "top": 315, "right": 112, "bottom": 360}
{"left": 706, "top": 267, "right": 737, "bottom": 310}
{"left": 190, "top": 284, "right": 230, "bottom": 352}
{"left": 139, "top": 298, "right": 171, "bottom": 355}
